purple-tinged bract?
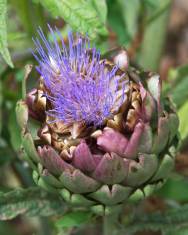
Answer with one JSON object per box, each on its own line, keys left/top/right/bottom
{"left": 32, "top": 26, "right": 127, "bottom": 126}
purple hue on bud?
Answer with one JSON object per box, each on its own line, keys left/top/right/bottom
{"left": 32, "top": 26, "right": 127, "bottom": 126}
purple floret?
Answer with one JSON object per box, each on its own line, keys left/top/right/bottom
{"left": 32, "top": 26, "right": 128, "bottom": 126}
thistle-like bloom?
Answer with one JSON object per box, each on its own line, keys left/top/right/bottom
{"left": 32, "top": 26, "right": 128, "bottom": 126}
{"left": 16, "top": 26, "right": 179, "bottom": 211}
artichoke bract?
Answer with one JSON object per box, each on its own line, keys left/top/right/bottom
{"left": 16, "top": 27, "right": 179, "bottom": 211}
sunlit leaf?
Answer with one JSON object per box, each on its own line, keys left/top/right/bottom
{"left": 37, "top": 0, "right": 108, "bottom": 39}
{"left": 178, "top": 101, "right": 188, "bottom": 140}
{"left": 91, "top": 0, "right": 107, "bottom": 24}
{"left": 55, "top": 211, "right": 92, "bottom": 228}
{"left": 0, "top": 0, "right": 13, "bottom": 67}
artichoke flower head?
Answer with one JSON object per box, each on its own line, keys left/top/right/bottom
{"left": 16, "top": 26, "right": 179, "bottom": 211}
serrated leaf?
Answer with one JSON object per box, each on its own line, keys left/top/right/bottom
{"left": 125, "top": 204, "right": 188, "bottom": 234}
{"left": 0, "top": 0, "right": 13, "bottom": 67}
{"left": 0, "top": 187, "right": 66, "bottom": 220}
{"left": 91, "top": 0, "right": 107, "bottom": 24}
{"left": 37, "top": 0, "right": 108, "bottom": 39}
{"left": 55, "top": 211, "right": 92, "bottom": 228}
{"left": 178, "top": 101, "right": 188, "bottom": 140}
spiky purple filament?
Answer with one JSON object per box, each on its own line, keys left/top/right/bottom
{"left": 33, "top": 26, "right": 127, "bottom": 126}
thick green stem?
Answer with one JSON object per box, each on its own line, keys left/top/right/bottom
{"left": 103, "top": 214, "right": 118, "bottom": 235}
{"left": 103, "top": 208, "right": 121, "bottom": 235}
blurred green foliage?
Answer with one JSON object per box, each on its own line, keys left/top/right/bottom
{"left": 0, "top": 0, "right": 13, "bottom": 67}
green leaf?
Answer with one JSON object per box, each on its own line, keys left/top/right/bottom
{"left": 0, "top": 80, "right": 2, "bottom": 134}
{"left": 55, "top": 211, "right": 92, "bottom": 228}
{"left": 143, "top": 0, "right": 159, "bottom": 8}
{"left": 107, "top": 0, "right": 130, "bottom": 45}
{"left": 37, "top": 0, "right": 108, "bottom": 39}
{"left": 169, "top": 65, "right": 188, "bottom": 109}
{"left": 178, "top": 101, "right": 188, "bottom": 140}
{"left": 156, "top": 175, "right": 188, "bottom": 202}
{"left": 166, "top": 228, "right": 188, "bottom": 235}
{"left": 12, "top": 0, "right": 46, "bottom": 38}
{"left": 0, "top": 221, "right": 20, "bottom": 235}
{"left": 0, "top": 0, "right": 13, "bottom": 67}
{"left": 117, "top": 0, "right": 140, "bottom": 40}
{"left": 0, "top": 139, "right": 13, "bottom": 165}
{"left": 0, "top": 187, "right": 66, "bottom": 220}
{"left": 91, "top": 0, "right": 107, "bottom": 24}
{"left": 137, "top": 0, "right": 171, "bottom": 71}
{"left": 8, "top": 107, "right": 22, "bottom": 152}
{"left": 147, "top": 0, "right": 171, "bottom": 24}
{"left": 125, "top": 204, "right": 188, "bottom": 234}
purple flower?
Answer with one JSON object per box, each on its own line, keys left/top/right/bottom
{"left": 32, "top": 26, "right": 128, "bottom": 126}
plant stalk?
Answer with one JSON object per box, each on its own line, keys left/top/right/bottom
{"left": 103, "top": 209, "right": 120, "bottom": 235}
